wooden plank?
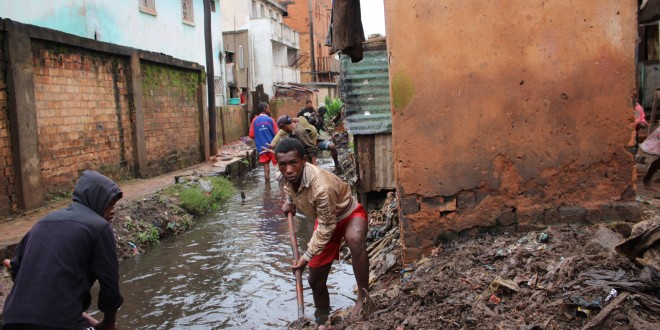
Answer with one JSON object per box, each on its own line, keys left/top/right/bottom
{"left": 374, "top": 133, "right": 395, "bottom": 190}
{"left": 355, "top": 135, "right": 375, "bottom": 193}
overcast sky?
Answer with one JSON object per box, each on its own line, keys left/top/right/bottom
{"left": 360, "top": 0, "right": 386, "bottom": 36}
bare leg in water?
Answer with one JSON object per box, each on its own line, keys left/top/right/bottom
{"left": 263, "top": 161, "right": 271, "bottom": 182}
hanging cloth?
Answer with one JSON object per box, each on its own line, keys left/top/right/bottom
{"left": 326, "top": 0, "right": 366, "bottom": 63}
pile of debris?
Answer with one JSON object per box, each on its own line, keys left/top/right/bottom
{"left": 333, "top": 131, "right": 358, "bottom": 186}
{"left": 325, "top": 215, "right": 660, "bottom": 329}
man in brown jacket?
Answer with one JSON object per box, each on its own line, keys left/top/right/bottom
{"left": 275, "top": 137, "right": 369, "bottom": 320}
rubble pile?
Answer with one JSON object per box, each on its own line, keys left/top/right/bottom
{"left": 333, "top": 131, "right": 358, "bottom": 186}
{"left": 324, "top": 214, "right": 659, "bottom": 329}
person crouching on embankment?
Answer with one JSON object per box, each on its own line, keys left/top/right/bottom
{"left": 2, "top": 170, "right": 124, "bottom": 330}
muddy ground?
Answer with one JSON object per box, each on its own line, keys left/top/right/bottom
{"left": 304, "top": 188, "right": 660, "bottom": 330}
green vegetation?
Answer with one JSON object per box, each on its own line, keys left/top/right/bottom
{"left": 124, "top": 217, "right": 160, "bottom": 245}
{"left": 164, "top": 176, "right": 235, "bottom": 216}
{"left": 46, "top": 190, "right": 73, "bottom": 204}
{"left": 324, "top": 96, "right": 344, "bottom": 122}
{"left": 141, "top": 62, "right": 200, "bottom": 102}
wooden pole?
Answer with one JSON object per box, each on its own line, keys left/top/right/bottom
{"left": 203, "top": 0, "right": 218, "bottom": 155}
{"left": 286, "top": 213, "right": 305, "bottom": 318}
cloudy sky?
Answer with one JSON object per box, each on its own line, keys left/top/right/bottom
{"left": 360, "top": 0, "right": 386, "bottom": 36}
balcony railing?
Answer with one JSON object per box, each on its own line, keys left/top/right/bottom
{"left": 272, "top": 66, "right": 300, "bottom": 84}
{"left": 270, "top": 19, "right": 299, "bottom": 48}
{"left": 316, "top": 56, "right": 340, "bottom": 73}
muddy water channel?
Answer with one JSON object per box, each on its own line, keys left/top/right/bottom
{"left": 108, "top": 164, "right": 356, "bottom": 329}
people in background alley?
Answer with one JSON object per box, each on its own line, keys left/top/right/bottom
{"left": 630, "top": 98, "right": 648, "bottom": 155}
{"left": 298, "top": 104, "right": 343, "bottom": 174}
{"left": 640, "top": 126, "right": 660, "bottom": 190}
{"left": 2, "top": 170, "right": 124, "bottom": 330}
{"left": 249, "top": 101, "right": 279, "bottom": 182}
{"left": 275, "top": 138, "right": 369, "bottom": 323}
{"left": 273, "top": 115, "right": 319, "bottom": 165}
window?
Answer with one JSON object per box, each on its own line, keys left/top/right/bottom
{"left": 225, "top": 51, "right": 234, "bottom": 64}
{"left": 260, "top": 4, "right": 265, "bottom": 18}
{"left": 139, "top": 0, "right": 157, "bottom": 15}
{"left": 238, "top": 45, "right": 245, "bottom": 69}
{"left": 252, "top": 2, "right": 258, "bottom": 18}
{"left": 210, "top": 0, "right": 216, "bottom": 12}
{"left": 182, "top": 0, "right": 194, "bottom": 25}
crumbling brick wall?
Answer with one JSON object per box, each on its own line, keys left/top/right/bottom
{"left": 271, "top": 89, "right": 317, "bottom": 120}
{"left": 0, "top": 32, "right": 16, "bottom": 215}
{"left": 141, "top": 62, "right": 201, "bottom": 176}
{"left": 386, "top": 0, "right": 639, "bottom": 263}
{"left": 32, "top": 41, "right": 133, "bottom": 196}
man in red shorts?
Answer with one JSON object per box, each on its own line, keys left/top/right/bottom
{"left": 249, "top": 102, "right": 278, "bottom": 182}
{"left": 275, "top": 137, "right": 369, "bottom": 320}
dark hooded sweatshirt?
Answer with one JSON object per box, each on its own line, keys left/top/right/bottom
{"left": 3, "top": 171, "right": 124, "bottom": 329}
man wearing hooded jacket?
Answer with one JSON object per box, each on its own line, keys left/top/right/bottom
{"left": 2, "top": 170, "right": 124, "bottom": 330}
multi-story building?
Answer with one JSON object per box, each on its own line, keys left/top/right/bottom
{"left": 0, "top": 0, "right": 227, "bottom": 105}
{"left": 281, "top": 0, "right": 338, "bottom": 84}
{"left": 221, "top": 0, "right": 301, "bottom": 105}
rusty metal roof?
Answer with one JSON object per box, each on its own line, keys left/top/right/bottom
{"left": 339, "top": 50, "right": 392, "bottom": 135}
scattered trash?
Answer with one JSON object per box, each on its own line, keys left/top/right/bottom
{"left": 198, "top": 179, "right": 213, "bottom": 193}
{"left": 489, "top": 276, "right": 520, "bottom": 293}
{"left": 605, "top": 288, "right": 618, "bottom": 302}
{"left": 577, "top": 306, "right": 591, "bottom": 317}
{"left": 128, "top": 242, "right": 140, "bottom": 256}
{"left": 489, "top": 293, "right": 501, "bottom": 304}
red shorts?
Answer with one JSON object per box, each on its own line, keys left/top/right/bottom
{"left": 258, "top": 152, "right": 276, "bottom": 165}
{"left": 309, "top": 204, "right": 367, "bottom": 268}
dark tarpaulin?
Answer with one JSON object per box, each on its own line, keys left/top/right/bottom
{"left": 326, "top": 0, "right": 366, "bottom": 63}
{"left": 640, "top": 0, "right": 660, "bottom": 24}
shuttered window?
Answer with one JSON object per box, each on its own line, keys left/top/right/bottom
{"left": 139, "top": 0, "right": 157, "bottom": 16}
{"left": 182, "top": 0, "right": 194, "bottom": 25}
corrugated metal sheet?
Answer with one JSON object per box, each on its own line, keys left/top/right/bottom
{"left": 340, "top": 50, "right": 391, "bottom": 135}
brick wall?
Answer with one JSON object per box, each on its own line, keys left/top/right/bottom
{"left": 32, "top": 40, "right": 134, "bottom": 196}
{"left": 0, "top": 32, "right": 16, "bottom": 214}
{"left": 271, "top": 89, "right": 317, "bottom": 120}
{"left": 298, "top": 34, "right": 312, "bottom": 83}
{"left": 283, "top": 0, "right": 332, "bottom": 83}
{"left": 141, "top": 62, "right": 201, "bottom": 175}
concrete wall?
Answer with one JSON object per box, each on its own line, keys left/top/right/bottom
{"left": 222, "top": 0, "right": 251, "bottom": 31}
{"left": 385, "top": 0, "right": 639, "bottom": 263}
{"left": 0, "top": 0, "right": 224, "bottom": 103}
{"left": 0, "top": 0, "right": 221, "bottom": 75}
{"left": 217, "top": 105, "right": 249, "bottom": 145}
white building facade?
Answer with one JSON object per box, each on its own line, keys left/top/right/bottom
{"left": 0, "top": 0, "right": 227, "bottom": 104}
{"left": 221, "top": 0, "right": 300, "bottom": 98}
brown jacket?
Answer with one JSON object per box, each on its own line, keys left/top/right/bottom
{"left": 279, "top": 163, "right": 358, "bottom": 261}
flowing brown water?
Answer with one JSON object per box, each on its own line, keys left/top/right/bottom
{"left": 92, "top": 162, "right": 356, "bottom": 329}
